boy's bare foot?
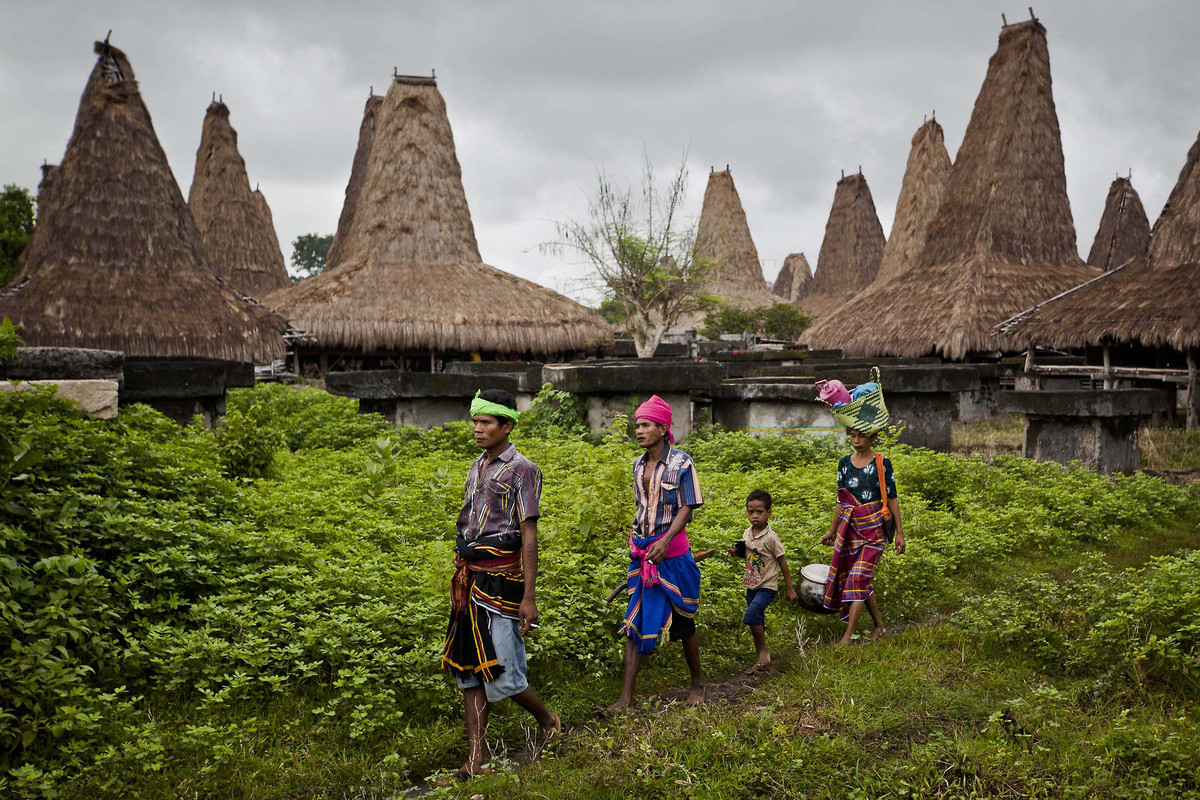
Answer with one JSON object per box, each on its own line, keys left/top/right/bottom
{"left": 744, "top": 656, "right": 770, "bottom": 675}
{"left": 869, "top": 626, "right": 887, "bottom": 642}
{"left": 686, "top": 684, "right": 706, "bottom": 706}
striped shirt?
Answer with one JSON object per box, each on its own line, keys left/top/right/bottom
{"left": 632, "top": 446, "right": 703, "bottom": 540}
{"left": 456, "top": 444, "right": 542, "bottom": 546}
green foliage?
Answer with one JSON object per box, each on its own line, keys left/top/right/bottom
{"left": 0, "top": 185, "right": 35, "bottom": 287}
{"left": 1, "top": 383, "right": 1198, "bottom": 797}
{"left": 289, "top": 232, "right": 333, "bottom": 282}
{"left": 518, "top": 383, "right": 588, "bottom": 439}
{"left": 700, "top": 303, "right": 811, "bottom": 342}
{"left": 596, "top": 296, "right": 627, "bottom": 325}
{"left": 0, "top": 315, "right": 23, "bottom": 364}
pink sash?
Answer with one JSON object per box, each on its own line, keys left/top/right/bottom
{"left": 630, "top": 531, "right": 691, "bottom": 587}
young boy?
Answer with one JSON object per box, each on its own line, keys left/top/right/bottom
{"left": 729, "top": 489, "right": 797, "bottom": 674}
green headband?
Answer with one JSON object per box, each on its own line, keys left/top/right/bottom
{"left": 470, "top": 391, "right": 519, "bottom": 423}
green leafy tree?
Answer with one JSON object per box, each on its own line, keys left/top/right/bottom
{"left": 701, "top": 303, "right": 811, "bottom": 342}
{"left": 596, "top": 296, "right": 627, "bottom": 326}
{"left": 290, "top": 232, "right": 334, "bottom": 282}
{"left": 0, "top": 184, "right": 35, "bottom": 287}
{"left": 541, "top": 151, "right": 717, "bottom": 357}
{"left": 0, "top": 315, "right": 22, "bottom": 363}
{"left": 758, "top": 302, "right": 810, "bottom": 341}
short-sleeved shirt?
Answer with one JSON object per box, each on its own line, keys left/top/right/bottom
{"left": 742, "top": 524, "right": 786, "bottom": 590}
{"left": 456, "top": 444, "right": 542, "bottom": 547}
{"left": 837, "top": 454, "right": 897, "bottom": 506}
{"left": 632, "top": 446, "right": 703, "bottom": 540}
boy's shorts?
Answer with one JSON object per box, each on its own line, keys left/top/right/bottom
{"left": 454, "top": 612, "right": 529, "bottom": 702}
{"left": 744, "top": 587, "right": 777, "bottom": 627}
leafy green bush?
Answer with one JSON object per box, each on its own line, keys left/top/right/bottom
{"left": 519, "top": 383, "right": 588, "bottom": 439}
{"left": 226, "top": 383, "right": 389, "bottom": 451}
{"left": 700, "top": 303, "right": 811, "bottom": 342}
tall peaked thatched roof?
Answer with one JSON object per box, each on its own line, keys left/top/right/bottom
{"left": 188, "top": 100, "right": 289, "bottom": 296}
{"left": 804, "top": 19, "right": 1098, "bottom": 358}
{"left": 772, "top": 252, "right": 812, "bottom": 304}
{"left": 875, "top": 119, "right": 953, "bottom": 284}
{"left": 694, "top": 169, "right": 776, "bottom": 309}
{"left": 799, "top": 171, "right": 886, "bottom": 319}
{"left": 0, "top": 40, "right": 285, "bottom": 363}
{"left": 265, "top": 75, "right": 611, "bottom": 354}
{"left": 996, "top": 130, "right": 1200, "bottom": 352}
{"left": 326, "top": 93, "right": 384, "bottom": 273}
{"left": 36, "top": 163, "right": 59, "bottom": 220}
{"left": 252, "top": 187, "right": 287, "bottom": 279}
{"left": 1086, "top": 177, "right": 1149, "bottom": 270}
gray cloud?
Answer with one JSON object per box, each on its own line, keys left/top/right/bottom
{"left": 3, "top": 0, "right": 1199, "bottom": 304}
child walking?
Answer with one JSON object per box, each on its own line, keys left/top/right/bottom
{"left": 728, "top": 490, "right": 797, "bottom": 674}
{"left": 820, "top": 428, "right": 905, "bottom": 645}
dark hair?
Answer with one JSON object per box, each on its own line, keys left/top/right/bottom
{"left": 478, "top": 387, "right": 518, "bottom": 425}
{"left": 746, "top": 489, "right": 772, "bottom": 510}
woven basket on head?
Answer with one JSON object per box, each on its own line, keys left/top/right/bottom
{"left": 829, "top": 367, "right": 890, "bottom": 434}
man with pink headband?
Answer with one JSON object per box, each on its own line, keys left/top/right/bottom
{"left": 606, "top": 394, "right": 705, "bottom": 713}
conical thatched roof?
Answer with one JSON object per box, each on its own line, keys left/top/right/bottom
{"left": 36, "top": 163, "right": 59, "bottom": 220}
{"left": 0, "top": 41, "right": 285, "bottom": 363}
{"left": 772, "top": 252, "right": 812, "bottom": 304}
{"left": 188, "top": 100, "right": 289, "bottom": 296}
{"left": 996, "top": 131, "right": 1200, "bottom": 352}
{"left": 694, "top": 169, "right": 777, "bottom": 309}
{"left": 1086, "top": 177, "right": 1149, "bottom": 270}
{"left": 799, "top": 171, "right": 886, "bottom": 319}
{"left": 265, "top": 75, "right": 611, "bottom": 354}
{"left": 875, "top": 119, "right": 953, "bottom": 284}
{"left": 805, "top": 20, "right": 1098, "bottom": 359}
{"left": 326, "top": 93, "right": 384, "bottom": 273}
{"left": 252, "top": 187, "right": 287, "bottom": 279}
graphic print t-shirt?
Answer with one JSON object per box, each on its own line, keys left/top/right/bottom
{"left": 742, "top": 525, "right": 785, "bottom": 590}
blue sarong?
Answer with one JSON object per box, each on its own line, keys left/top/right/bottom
{"left": 620, "top": 532, "right": 701, "bottom": 653}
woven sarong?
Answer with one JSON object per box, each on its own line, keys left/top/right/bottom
{"left": 621, "top": 531, "right": 700, "bottom": 653}
{"left": 441, "top": 541, "right": 523, "bottom": 682}
{"left": 823, "top": 487, "right": 886, "bottom": 622}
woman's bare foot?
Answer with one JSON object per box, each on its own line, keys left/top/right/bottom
{"left": 869, "top": 626, "right": 887, "bottom": 642}
{"left": 686, "top": 683, "right": 706, "bottom": 706}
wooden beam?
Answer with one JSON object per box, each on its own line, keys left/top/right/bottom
{"left": 1188, "top": 350, "right": 1198, "bottom": 431}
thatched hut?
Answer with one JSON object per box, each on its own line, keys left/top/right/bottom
{"left": 325, "top": 92, "right": 384, "bottom": 273}
{"left": 875, "top": 118, "right": 952, "bottom": 284}
{"left": 265, "top": 75, "right": 610, "bottom": 368}
{"left": 1086, "top": 176, "right": 1149, "bottom": 271}
{"left": 805, "top": 19, "right": 1098, "bottom": 358}
{"left": 799, "top": 171, "right": 886, "bottom": 320}
{"left": 0, "top": 40, "right": 284, "bottom": 363}
{"left": 693, "top": 168, "right": 777, "bottom": 310}
{"left": 772, "top": 252, "right": 812, "bottom": 304}
{"left": 187, "top": 100, "right": 289, "bottom": 296}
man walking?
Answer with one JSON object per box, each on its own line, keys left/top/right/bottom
{"left": 442, "top": 388, "right": 560, "bottom": 780}
{"left": 607, "top": 395, "right": 705, "bottom": 713}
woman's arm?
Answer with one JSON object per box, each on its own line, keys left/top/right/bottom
{"left": 819, "top": 500, "right": 841, "bottom": 545}
{"left": 887, "top": 496, "right": 905, "bottom": 554}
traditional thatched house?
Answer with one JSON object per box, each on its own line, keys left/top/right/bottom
{"left": 1086, "top": 176, "right": 1150, "bottom": 270}
{"left": 35, "top": 163, "right": 59, "bottom": 220}
{"left": 772, "top": 252, "right": 812, "bottom": 304}
{"left": 997, "top": 129, "right": 1200, "bottom": 425}
{"left": 325, "top": 92, "right": 384, "bottom": 273}
{"left": 799, "top": 171, "right": 886, "bottom": 321}
{"left": 693, "top": 168, "right": 777, "bottom": 310}
{"left": 188, "top": 100, "right": 289, "bottom": 296}
{"left": 0, "top": 40, "right": 284, "bottom": 364}
{"left": 875, "top": 118, "right": 952, "bottom": 284}
{"left": 251, "top": 186, "right": 287, "bottom": 275}
{"left": 806, "top": 19, "right": 1098, "bottom": 358}
{"left": 266, "top": 75, "right": 610, "bottom": 370}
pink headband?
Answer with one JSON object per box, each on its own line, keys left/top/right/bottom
{"left": 635, "top": 395, "right": 674, "bottom": 443}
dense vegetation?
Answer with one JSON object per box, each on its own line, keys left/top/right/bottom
{"left": 1, "top": 384, "right": 1197, "bottom": 798}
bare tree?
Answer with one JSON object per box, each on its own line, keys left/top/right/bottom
{"left": 542, "top": 152, "right": 715, "bottom": 357}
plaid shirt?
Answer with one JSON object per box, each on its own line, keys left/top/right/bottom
{"left": 632, "top": 445, "right": 703, "bottom": 540}
{"left": 456, "top": 444, "right": 542, "bottom": 546}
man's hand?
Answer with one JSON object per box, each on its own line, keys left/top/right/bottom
{"left": 519, "top": 597, "right": 538, "bottom": 636}
{"left": 893, "top": 531, "right": 906, "bottom": 555}
{"left": 644, "top": 537, "right": 671, "bottom": 565}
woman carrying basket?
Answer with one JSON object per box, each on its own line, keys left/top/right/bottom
{"left": 817, "top": 370, "right": 905, "bottom": 645}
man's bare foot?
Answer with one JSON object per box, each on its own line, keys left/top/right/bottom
{"left": 686, "top": 684, "right": 706, "bottom": 706}
{"left": 833, "top": 637, "right": 852, "bottom": 647}
{"left": 439, "top": 762, "right": 492, "bottom": 785}
{"left": 744, "top": 657, "right": 770, "bottom": 675}
{"left": 601, "top": 699, "right": 631, "bottom": 717}
{"left": 869, "top": 626, "right": 887, "bottom": 642}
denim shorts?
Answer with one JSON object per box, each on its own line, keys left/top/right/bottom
{"left": 454, "top": 611, "right": 529, "bottom": 702}
{"left": 743, "top": 587, "right": 777, "bottom": 627}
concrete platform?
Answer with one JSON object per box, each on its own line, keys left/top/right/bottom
{"left": 998, "top": 389, "right": 1171, "bottom": 473}
{"left": 326, "top": 371, "right": 520, "bottom": 427}
{"left": 122, "top": 357, "right": 255, "bottom": 426}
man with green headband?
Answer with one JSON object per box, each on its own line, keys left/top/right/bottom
{"left": 441, "top": 388, "right": 560, "bottom": 780}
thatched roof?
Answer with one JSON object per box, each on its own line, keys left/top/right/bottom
{"left": 772, "top": 252, "right": 812, "bottom": 304}
{"left": 326, "top": 93, "right": 384, "bottom": 273}
{"left": 694, "top": 169, "right": 777, "bottom": 309}
{"left": 804, "top": 20, "right": 1098, "bottom": 359}
{"left": 1086, "top": 177, "right": 1149, "bottom": 270}
{"left": 36, "top": 163, "right": 59, "bottom": 220}
{"left": 799, "top": 171, "right": 886, "bottom": 319}
{"left": 0, "top": 41, "right": 285, "bottom": 363}
{"left": 996, "top": 130, "right": 1200, "bottom": 352}
{"left": 187, "top": 100, "right": 289, "bottom": 296}
{"left": 251, "top": 187, "right": 287, "bottom": 277}
{"left": 875, "top": 119, "right": 952, "bottom": 284}
{"left": 265, "top": 75, "right": 611, "bottom": 354}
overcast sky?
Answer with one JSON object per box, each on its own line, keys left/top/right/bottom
{"left": 3, "top": 1, "right": 1199, "bottom": 304}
